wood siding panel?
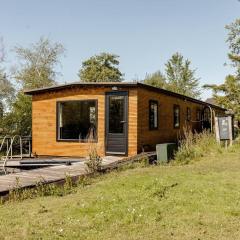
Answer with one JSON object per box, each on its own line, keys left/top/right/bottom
{"left": 31, "top": 84, "right": 224, "bottom": 157}
{"left": 32, "top": 87, "right": 138, "bottom": 157}
{"left": 137, "top": 88, "right": 212, "bottom": 152}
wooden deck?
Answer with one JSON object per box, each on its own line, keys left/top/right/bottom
{"left": 0, "top": 152, "right": 156, "bottom": 196}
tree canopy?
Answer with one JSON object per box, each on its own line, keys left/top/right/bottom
{"left": 14, "top": 37, "right": 65, "bottom": 90}
{"left": 79, "top": 53, "right": 123, "bottom": 82}
{"left": 0, "top": 37, "right": 65, "bottom": 136}
{"left": 0, "top": 73, "right": 15, "bottom": 112}
{"left": 0, "top": 39, "right": 15, "bottom": 117}
{"left": 204, "top": 75, "right": 240, "bottom": 120}
{"left": 226, "top": 18, "right": 240, "bottom": 76}
{"left": 204, "top": 18, "right": 240, "bottom": 120}
{"left": 164, "top": 53, "right": 200, "bottom": 98}
{"left": 143, "top": 53, "right": 200, "bottom": 98}
{"left": 143, "top": 71, "right": 166, "bottom": 88}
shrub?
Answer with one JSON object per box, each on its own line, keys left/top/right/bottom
{"left": 6, "top": 174, "right": 89, "bottom": 203}
{"left": 85, "top": 142, "right": 102, "bottom": 173}
{"left": 85, "top": 132, "right": 102, "bottom": 173}
{"left": 138, "top": 154, "right": 150, "bottom": 167}
{"left": 85, "top": 146, "right": 102, "bottom": 173}
{"left": 174, "top": 127, "right": 221, "bottom": 164}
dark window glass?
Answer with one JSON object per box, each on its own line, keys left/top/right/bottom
{"left": 0, "top": 102, "right": 3, "bottom": 118}
{"left": 187, "top": 107, "right": 191, "bottom": 121}
{"left": 58, "top": 100, "right": 97, "bottom": 141}
{"left": 203, "top": 108, "right": 210, "bottom": 121}
{"left": 149, "top": 100, "right": 158, "bottom": 130}
{"left": 109, "top": 95, "right": 125, "bottom": 133}
{"left": 173, "top": 105, "right": 180, "bottom": 128}
{"left": 196, "top": 109, "right": 201, "bottom": 121}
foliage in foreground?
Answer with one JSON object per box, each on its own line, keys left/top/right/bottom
{"left": 85, "top": 142, "right": 102, "bottom": 173}
{"left": 0, "top": 149, "right": 240, "bottom": 239}
{"left": 6, "top": 175, "right": 91, "bottom": 203}
{"left": 174, "top": 129, "right": 222, "bottom": 164}
{"left": 4, "top": 155, "right": 150, "bottom": 204}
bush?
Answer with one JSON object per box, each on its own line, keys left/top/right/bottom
{"left": 84, "top": 129, "right": 102, "bottom": 173}
{"left": 174, "top": 128, "right": 222, "bottom": 164}
{"left": 85, "top": 147, "right": 102, "bottom": 173}
{"left": 85, "top": 134, "right": 102, "bottom": 173}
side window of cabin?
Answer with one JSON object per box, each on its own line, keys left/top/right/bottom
{"left": 196, "top": 109, "right": 201, "bottom": 121}
{"left": 187, "top": 107, "right": 191, "bottom": 121}
{"left": 57, "top": 100, "right": 98, "bottom": 141}
{"left": 149, "top": 100, "right": 158, "bottom": 130}
{"left": 173, "top": 105, "right": 180, "bottom": 128}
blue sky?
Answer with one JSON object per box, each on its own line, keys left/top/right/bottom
{"left": 0, "top": 0, "right": 240, "bottom": 99}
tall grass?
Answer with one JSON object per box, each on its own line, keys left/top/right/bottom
{"left": 174, "top": 128, "right": 222, "bottom": 164}
{"left": 85, "top": 130, "right": 102, "bottom": 173}
{"left": 3, "top": 175, "right": 91, "bottom": 203}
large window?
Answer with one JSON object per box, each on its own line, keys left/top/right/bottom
{"left": 196, "top": 109, "right": 201, "bottom": 121}
{"left": 173, "top": 105, "right": 180, "bottom": 128}
{"left": 187, "top": 107, "right": 191, "bottom": 121}
{"left": 109, "top": 95, "right": 125, "bottom": 134}
{"left": 149, "top": 100, "right": 158, "bottom": 130}
{"left": 57, "top": 100, "right": 97, "bottom": 141}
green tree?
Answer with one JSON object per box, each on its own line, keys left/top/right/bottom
{"left": 204, "top": 75, "right": 240, "bottom": 120}
{"left": 14, "top": 37, "right": 65, "bottom": 89}
{"left": 79, "top": 53, "right": 123, "bottom": 82}
{"left": 0, "top": 39, "right": 15, "bottom": 119}
{"left": 3, "top": 37, "right": 65, "bottom": 136}
{"left": 2, "top": 93, "right": 32, "bottom": 135}
{"left": 143, "top": 71, "right": 166, "bottom": 88}
{"left": 204, "top": 19, "right": 240, "bottom": 120}
{"left": 225, "top": 18, "right": 240, "bottom": 76}
{"left": 0, "top": 73, "right": 15, "bottom": 114}
{"left": 165, "top": 53, "right": 200, "bottom": 98}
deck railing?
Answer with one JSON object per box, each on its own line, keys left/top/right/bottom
{"left": 0, "top": 135, "right": 32, "bottom": 174}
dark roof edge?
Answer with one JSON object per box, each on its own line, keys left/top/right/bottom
{"left": 24, "top": 82, "right": 138, "bottom": 95}
{"left": 24, "top": 82, "right": 226, "bottom": 111}
{"left": 137, "top": 82, "right": 226, "bottom": 111}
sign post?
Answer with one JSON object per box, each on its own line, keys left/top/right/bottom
{"left": 215, "top": 116, "right": 233, "bottom": 147}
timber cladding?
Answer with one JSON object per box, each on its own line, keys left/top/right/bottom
{"left": 28, "top": 82, "right": 225, "bottom": 157}
{"left": 32, "top": 87, "right": 138, "bottom": 157}
{"left": 137, "top": 88, "right": 204, "bottom": 152}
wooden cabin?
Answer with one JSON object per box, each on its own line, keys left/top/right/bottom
{"left": 25, "top": 82, "right": 225, "bottom": 157}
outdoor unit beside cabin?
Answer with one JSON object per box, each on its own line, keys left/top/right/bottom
{"left": 156, "top": 143, "right": 178, "bottom": 163}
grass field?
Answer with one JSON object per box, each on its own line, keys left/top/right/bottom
{"left": 0, "top": 149, "right": 240, "bottom": 239}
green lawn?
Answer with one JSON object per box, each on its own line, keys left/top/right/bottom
{"left": 0, "top": 150, "right": 240, "bottom": 240}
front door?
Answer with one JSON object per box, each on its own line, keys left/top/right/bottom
{"left": 105, "top": 92, "right": 128, "bottom": 155}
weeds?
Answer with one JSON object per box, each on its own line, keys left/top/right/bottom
{"left": 6, "top": 174, "right": 90, "bottom": 203}
{"left": 85, "top": 133, "right": 102, "bottom": 173}
{"left": 116, "top": 154, "right": 150, "bottom": 172}
{"left": 85, "top": 146, "right": 102, "bottom": 173}
{"left": 4, "top": 154, "right": 150, "bottom": 204}
{"left": 174, "top": 127, "right": 222, "bottom": 164}
{"left": 137, "top": 154, "right": 150, "bottom": 167}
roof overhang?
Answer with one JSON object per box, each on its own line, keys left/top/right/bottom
{"left": 24, "top": 81, "right": 226, "bottom": 111}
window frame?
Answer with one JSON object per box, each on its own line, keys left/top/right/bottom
{"left": 186, "top": 107, "right": 191, "bottom": 121}
{"left": 149, "top": 100, "right": 159, "bottom": 130}
{"left": 196, "top": 109, "right": 201, "bottom": 121}
{"left": 173, "top": 104, "right": 180, "bottom": 129}
{"left": 56, "top": 99, "right": 98, "bottom": 142}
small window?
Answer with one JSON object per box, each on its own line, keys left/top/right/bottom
{"left": 173, "top": 105, "right": 180, "bottom": 128}
{"left": 149, "top": 100, "right": 158, "bottom": 130}
{"left": 203, "top": 108, "right": 210, "bottom": 121}
{"left": 187, "top": 107, "right": 191, "bottom": 121}
{"left": 57, "top": 100, "right": 97, "bottom": 141}
{"left": 196, "top": 109, "right": 201, "bottom": 121}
